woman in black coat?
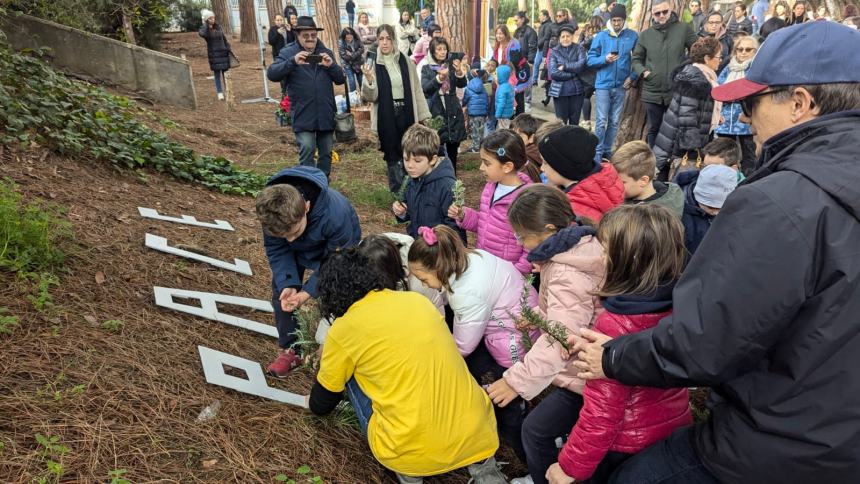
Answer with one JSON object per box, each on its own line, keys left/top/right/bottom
{"left": 653, "top": 37, "right": 723, "bottom": 181}
{"left": 268, "top": 14, "right": 293, "bottom": 97}
{"left": 199, "top": 10, "right": 231, "bottom": 100}
{"left": 421, "top": 37, "right": 468, "bottom": 171}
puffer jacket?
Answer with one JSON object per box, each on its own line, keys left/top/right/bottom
{"left": 548, "top": 42, "right": 586, "bottom": 97}
{"left": 421, "top": 58, "right": 468, "bottom": 143}
{"left": 587, "top": 27, "right": 639, "bottom": 90}
{"left": 514, "top": 24, "right": 539, "bottom": 63}
{"left": 396, "top": 21, "right": 419, "bottom": 56}
{"left": 494, "top": 64, "right": 515, "bottom": 119}
{"left": 448, "top": 250, "right": 540, "bottom": 368}
{"left": 338, "top": 36, "right": 365, "bottom": 73}
{"left": 463, "top": 76, "right": 490, "bottom": 117}
{"left": 458, "top": 173, "right": 532, "bottom": 274}
{"left": 726, "top": 15, "right": 754, "bottom": 37}
{"left": 676, "top": 170, "right": 714, "bottom": 255}
{"left": 537, "top": 18, "right": 553, "bottom": 53}
{"left": 653, "top": 63, "right": 715, "bottom": 170}
{"left": 267, "top": 40, "right": 346, "bottom": 133}
{"left": 714, "top": 62, "right": 753, "bottom": 136}
{"left": 199, "top": 23, "right": 231, "bottom": 72}
{"left": 398, "top": 157, "right": 465, "bottom": 242}
{"left": 631, "top": 13, "right": 698, "bottom": 105}
{"left": 503, "top": 226, "right": 605, "bottom": 399}
{"left": 566, "top": 162, "right": 625, "bottom": 224}
{"left": 557, "top": 284, "right": 692, "bottom": 481}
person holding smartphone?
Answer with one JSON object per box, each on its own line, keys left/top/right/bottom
{"left": 267, "top": 16, "right": 345, "bottom": 178}
{"left": 586, "top": 4, "right": 639, "bottom": 161}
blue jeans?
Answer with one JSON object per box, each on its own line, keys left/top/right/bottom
{"left": 532, "top": 50, "right": 544, "bottom": 85}
{"left": 295, "top": 130, "right": 334, "bottom": 176}
{"left": 348, "top": 12, "right": 355, "bottom": 29}
{"left": 346, "top": 378, "right": 373, "bottom": 437}
{"left": 608, "top": 426, "right": 718, "bottom": 484}
{"left": 594, "top": 87, "right": 626, "bottom": 161}
{"left": 213, "top": 69, "right": 225, "bottom": 94}
{"left": 344, "top": 66, "right": 363, "bottom": 92}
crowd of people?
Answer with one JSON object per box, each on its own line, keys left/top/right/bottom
{"left": 198, "top": 4, "right": 860, "bottom": 484}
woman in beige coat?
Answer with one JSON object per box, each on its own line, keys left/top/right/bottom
{"left": 361, "top": 24, "right": 431, "bottom": 193}
{"left": 396, "top": 11, "right": 419, "bottom": 56}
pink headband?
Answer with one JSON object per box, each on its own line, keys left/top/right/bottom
{"left": 417, "top": 226, "right": 438, "bottom": 246}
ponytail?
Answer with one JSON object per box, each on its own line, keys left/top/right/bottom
{"left": 407, "top": 225, "right": 471, "bottom": 293}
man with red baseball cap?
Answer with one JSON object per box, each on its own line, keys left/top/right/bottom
{"left": 565, "top": 21, "right": 860, "bottom": 484}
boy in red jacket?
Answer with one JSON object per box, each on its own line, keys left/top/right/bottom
{"left": 537, "top": 125, "right": 624, "bottom": 225}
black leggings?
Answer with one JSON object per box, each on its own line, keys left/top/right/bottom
{"left": 644, "top": 101, "right": 668, "bottom": 147}
{"left": 445, "top": 141, "right": 460, "bottom": 173}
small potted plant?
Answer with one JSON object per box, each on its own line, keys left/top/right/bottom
{"left": 275, "top": 95, "right": 291, "bottom": 127}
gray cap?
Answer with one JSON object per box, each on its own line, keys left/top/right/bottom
{"left": 694, "top": 165, "right": 738, "bottom": 208}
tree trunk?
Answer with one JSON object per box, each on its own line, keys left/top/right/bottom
{"left": 265, "top": 0, "right": 284, "bottom": 27}
{"left": 121, "top": 9, "right": 136, "bottom": 45}
{"left": 518, "top": 0, "right": 527, "bottom": 12}
{"left": 538, "top": 0, "right": 554, "bottom": 15}
{"left": 239, "top": 0, "right": 259, "bottom": 44}
{"left": 615, "top": 0, "right": 684, "bottom": 148}
{"left": 314, "top": 0, "right": 341, "bottom": 63}
{"left": 436, "top": 0, "right": 469, "bottom": 52}
{"left": 212, "top": 0, "right": 233, "bottom": 35}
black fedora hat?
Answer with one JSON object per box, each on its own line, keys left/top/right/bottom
{"left": 294, "top": 16, "right": 323, "bottom": 31}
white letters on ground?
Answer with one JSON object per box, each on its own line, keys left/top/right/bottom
{"left": 144, "top": 233, "right": 252, "bottom": 275}
{"left": 138, "top": 207, "right": 235, "bottom": 231}
{"left": 143, "top": 208, "right": 307, "bottom": 408}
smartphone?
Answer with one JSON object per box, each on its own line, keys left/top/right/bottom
{"left": 306, "top": 54, "right": 323, "bottom": 64}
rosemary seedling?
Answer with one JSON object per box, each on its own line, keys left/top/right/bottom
{"left": 451, "top": 179, "right": 466, "bottom": 207}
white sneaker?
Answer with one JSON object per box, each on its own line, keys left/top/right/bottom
{"left": 217, "top": 92, "right": 225, "bottom": 101}
{"left": 511, "top": 476, "right": 534, "bottom": 484}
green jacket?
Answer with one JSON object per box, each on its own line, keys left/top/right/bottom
{"left": 631, "top": 13, "right": 697, "bottom": 105}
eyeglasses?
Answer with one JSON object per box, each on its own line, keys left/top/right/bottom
{"left": 736, "top": 47, "right": 757, "bottom": 53}
{"left": 741, "top": 89, "right": 786, "bottom": 117}
{"left": 300, "top": 32, "right": 317, "bottom": 39}
{"left": 653, "top": 9, "right": 671, "bottom": 16}
{"left": 706, "top": 20, "right": 723, "bottom": 24}
{"left": 556, "top": 14, "right": 565, "bottom": 18}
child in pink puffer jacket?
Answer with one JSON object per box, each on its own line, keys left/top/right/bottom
{"left": 448, "top": 130, "right": 534, "bottom": 274}
{"left": 408, "top": 224, "right": 539, "bottom": 465}
{"left": 486, "top": 185, "right": 605, "bottom": 484}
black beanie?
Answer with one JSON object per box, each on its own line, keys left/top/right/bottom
{"left": 538, "top": 125, "right": 599, "bottom": 181}
{"left": 610, "top": 4, "right": 627, "bottom": 19}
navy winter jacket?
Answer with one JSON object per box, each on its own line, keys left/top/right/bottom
{"left": 267, "top": 41, "right": 345, "bottom": 133}
{"left": 398, "top": 157, "right": 466, "bottom": 242}
{"left": 263, "top": 166, "right": 361, "bottom": 297}
{"left": 587, "top": 28, "right": 639, "bottom": 90}
{"left": 676, "top": 170, "right": 713, "bottom": 255}
{"left": 548, "top": 43, "right": 586, "bottom": 97}
{"left": 463, "top": 76, "right": 490, "bottom": 117}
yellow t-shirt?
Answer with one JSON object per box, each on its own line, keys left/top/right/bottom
{"left": 317, "top": 289, "right": 499, "bottom": 476}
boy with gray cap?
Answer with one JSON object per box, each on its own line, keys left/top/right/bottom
{"left": 677, "top": 164, "right": 738, "bottom": 255}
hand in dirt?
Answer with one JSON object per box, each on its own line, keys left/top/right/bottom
{"left": 447, "top": 204, "right": 463, "bottom": 221}
{"left": 294, "top": 51, "right": 309, "bottom": 65}
{"left": 392, "top": 201, "right": 407, "bottom": 217}
{"left": 570, "top": 328, "right": 613, "bottom": 380}
{"left": 546, "top": 462, "right": 576, "bottom": 484}
{"left": 283, "top": 291, "right": 310, "bottom": 312}
{"left": 487, "top": 378, "right": 519, "bottom": 407}
{"left": 320, "top": 53, "right": 334, "bottom": 68}
{"left": 279, "top": 288, "right": 297, "bottom": 311}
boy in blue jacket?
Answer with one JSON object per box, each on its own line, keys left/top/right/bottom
{"left": 494, "top": 64, "right": 515, "bottom": 129}
{"left": 255, "top": 166, "right": 361, "bottom": 377}
{"left": 463, "top": 68, "right": 490, "bottom": 153}
{"left": 391, "top": 124, "right": 466, "bottom": 243}
{"left": 587, "top": 4, "right": 638, "bottom": 161}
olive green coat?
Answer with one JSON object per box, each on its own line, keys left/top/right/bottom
{"left": 631, "top": 14, "right": 698, "bottom": 105}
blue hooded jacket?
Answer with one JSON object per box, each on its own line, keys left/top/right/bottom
{"left": 587, "top": 27, "right": 639, "bottom": 90}
{"left": 675, "top": 170, "right": 713, "bottom": 256}
{"left": 714, "top": 65, "right": 753, "bottom": 136}
{"left": 267, "top": 40, "right": 346, "bottom": 133}
{"left": 399, "top": 157, "right": 466, "bottom": 242}
{"left": 494, "top": 64, "right": 515, "bottom": 119}
{"left": 463, "top": 76, "right": 490, "bottom": 117}
{"left": 262, "top": 166, "right": 361, "bottom": 297}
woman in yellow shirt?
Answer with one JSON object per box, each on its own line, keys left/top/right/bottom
{"left": 309, "top": 247, "right": 506, "bottom": 483}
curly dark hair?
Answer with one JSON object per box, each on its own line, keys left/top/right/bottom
{"left": 317, "top": 249, "right": 385, "bottom": 319}
{"left": 689, "top": 36, "right": 721, "bottom": 64}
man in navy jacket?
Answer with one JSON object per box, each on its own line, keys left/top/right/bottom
{"left": 268, "top": 17, "right": 345, "bottom": 177}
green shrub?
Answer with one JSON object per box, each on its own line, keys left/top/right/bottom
{"left": 0, "top": 45, "right": 267, "bottom": 196}
{"left": 0, "top": 180, "right": 70, "bottom": 274}
{"left": 173, "top": 0, "right": 207, "bottom": 32}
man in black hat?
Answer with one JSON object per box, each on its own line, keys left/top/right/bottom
{"left": 268, "top": 16, "right": 345, "bottom": 178}
{"left": 566, "top": 21, "right": 860, "bottom": 484}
